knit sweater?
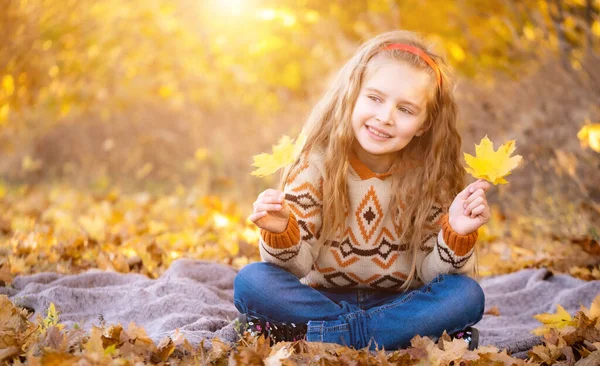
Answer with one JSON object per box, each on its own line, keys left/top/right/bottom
{"left": 259, "top": 149, "right": 478, "bottom": 290}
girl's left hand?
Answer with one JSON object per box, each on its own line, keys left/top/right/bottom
{"left": 448, "top": 179, "right": 492, "bottom": 236}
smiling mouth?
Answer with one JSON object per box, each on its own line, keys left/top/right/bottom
{"left": 366, "top": 126, "right": 392, "bottom": 138}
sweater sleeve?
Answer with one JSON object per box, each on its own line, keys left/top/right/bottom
{"left": 258, "top": 152, "right": 325, "bottom": 278}
{"left": 417, "top": 209, "right": 478, "bottom": 284}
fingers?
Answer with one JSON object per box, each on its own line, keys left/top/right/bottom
{"left": 254, "top": 202, "right": 283, "bottom": 212}
{"left": 254, "top": 189, "right": 285, "bottom": 208}
{"left": 470, "top": 204, "right": 487, "bottom": 218}
{"left": 467, "top": 179, "right": 492, "bottom": 193}
{"left": 461, "top": 178, "right": 492, "bottom": 215}
{"left": 259, "top": 189, "right": 285, "bottom": 199}
{"left": 255, "top": 195, "right": 284, "bottom": 205}
{"left": 248, "top": 211, "right": 267, "bottom": 223}
{"left": 464, "top": 197, "right": 485, "bottom": 217}
{"left": 463, "top": 188, "right": 485, "bottom": 207}
{"left": 251, "top": 189, "right": 286, "bottom": 224}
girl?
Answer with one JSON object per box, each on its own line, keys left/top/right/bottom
{"left": 234, "top": 30, "right": 491, "bottom": 351}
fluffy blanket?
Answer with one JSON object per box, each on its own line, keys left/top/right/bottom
{"left": 2, "top": 259, "right": 598, "bottom": 358}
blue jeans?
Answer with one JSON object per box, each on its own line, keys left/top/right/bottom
{"left": 233, "top": 262, "right": 485, "bottom": 350}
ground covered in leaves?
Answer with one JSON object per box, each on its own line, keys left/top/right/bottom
{"left": 1, "top": 183, "right": 600, "bottom": 365}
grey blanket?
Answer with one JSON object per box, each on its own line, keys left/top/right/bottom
{"left": 478, "top": 268, "right": 600, "bottom": 358}
{"left": 1, "top": 259, "right": 598, "bottom": 358}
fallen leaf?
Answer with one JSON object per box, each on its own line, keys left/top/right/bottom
{"left": 0, "top": 347, "right": 20, "bottom": 363}
{"left": 102, "top": 324, "right": 123, "bottom": 348}
{"left": 440, "top": 338, "right": 468, "bottom": 362}
{"left": 264, "top": 344, "right": 293, "bottom": 366}
{"left": 38, "top": 302, "right": 64, "bottom": 333}
{"left": 208, "top": 337, "right": 231, "bottom": 362}
{"left": 0, "top": 295, "right": 38, "bottom": 354}
{"left": 532, "top": 304, "right": 577, "bottom": 335}
{"left": 485, "top": 306, "right": 501, "bottom": 316}
{"left": 153, "top": 336, "right": 175, "bottom": 362}
{"left": 40, "top": 352, "right": 82, "bottom": 366}
{"left": 589, "top": 295, "right": 600, "bottom": 320}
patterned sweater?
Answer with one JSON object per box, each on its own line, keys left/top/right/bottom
{"left": 259, "top": 150, "right": 478, "bottom": 290}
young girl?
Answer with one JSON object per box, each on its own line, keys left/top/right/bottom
{"left": 234, "top": 30, "right": 491, "bottom": 351}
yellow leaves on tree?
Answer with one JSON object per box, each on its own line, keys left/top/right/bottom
{"left": 464, "top": 135, "right": 523, "bottom": 185}
{"left": 251, "top": 132, "right": 306, "bottom": 177}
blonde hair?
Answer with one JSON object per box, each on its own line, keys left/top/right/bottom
{"left": 280, "top": 30, "right": 470, "bottom": 290}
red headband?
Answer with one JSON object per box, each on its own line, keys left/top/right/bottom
{"left": 384, "top": 44, "right": 442, "bottom": 87}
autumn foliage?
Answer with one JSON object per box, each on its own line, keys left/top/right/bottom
{"left": 2, "top": 291, "right": 600, "bottom": 365}
{"left": 1, "top": 0, "right": 600, "bottom": 364}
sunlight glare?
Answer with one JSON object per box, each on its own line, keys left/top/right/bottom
{"left": 213, "top": 213, "right": 230, "bottom": 228}
{"left": 211, "top": 0, "right": 247, "bottom": 17}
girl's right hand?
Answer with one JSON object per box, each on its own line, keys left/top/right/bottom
{"left": 249, "top": 189, "right": 291, "bottom": 233}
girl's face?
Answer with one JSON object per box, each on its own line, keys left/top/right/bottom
{"left": 351, "top": 58, "right": 433, "bottom": 172}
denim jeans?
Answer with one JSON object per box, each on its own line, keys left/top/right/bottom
{"left": 233, "top": 262, "right": 485, "bottom": 351}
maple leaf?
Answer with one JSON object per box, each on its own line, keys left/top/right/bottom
{"left": 463, "top": 135, "right": 523, "bottom": 185}
{"left": 154, "top": 336, "right": 175, "bottom": 362}
{"left": 251, "top": 132, "right": 306, "bottom": 177}
{"left": 207, "top": 337, "right": 231, "bottom": 362}
{"left": 101, "top": 324, "right": 123, "bottom": 349}
{"left": 581, "top": 294, "right": 600, "bottom": 320}
{"left": 40, "top": 352, "right": 83, "bottom": 365}
{"left": 484, "top": 306, "right": 501, "bottom": 316}
{"left": 0, "top": 347, "right": 20, "bottom": 363}
{"left": 440, "top": 338, "right": 468, "bottom": 363}
{"left": 264, "top": 344, "right": 293, "bottom": 365}
{"left": 532, "top": 304, "right": 577, "bottom": 335}
{"left": 38, "top": 302, "right": 64, "bottom": 334}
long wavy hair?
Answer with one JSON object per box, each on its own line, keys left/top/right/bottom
{"left": 279, "top": 30, "right": 468, "bottom": 290}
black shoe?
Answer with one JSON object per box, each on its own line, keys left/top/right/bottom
{"left": 236, "top": 313, "right": 307, "bottom": 344}
{"left": 449, "top": 326, "right": 479, "bottom": 351}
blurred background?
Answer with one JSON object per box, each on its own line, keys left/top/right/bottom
{"left": 0, "top": 0, "right": 599, "bottom": 278}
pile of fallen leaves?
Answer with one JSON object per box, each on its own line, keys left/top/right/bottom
{"left": 1, "top": 183, "right": 598, "bottom": 286}
{"left": 0, "top": 183, "right": 261, "bottom": 285}
{"left": 2, "top": 294, "right": 600, "bottom": 365}
{"left": 2, "top": 182, "right": 600, "bottom": 364}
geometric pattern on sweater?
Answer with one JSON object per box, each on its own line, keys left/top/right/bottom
{"left": 287, "top": 154, "right": 310, "bottom": 184}
{"left": 420, "top": 205, "right": 445, "bottom": 251}
{"left": 393, "top": 204, "right": 444, "bottom": 252}
{"left": 436, "top": 244, "right": 473, "bottom": 269}
{"left": 286, "top": 182, "right": 322, "bottom": 220}
{"left": 298, "top": 219, "right": 317, "bottom": 242}
{"left": 311, "top": 243, "right": 410, "bottom": 289}
{"left": 329, "top": 227, "right": 408, "bottom": 269}
{"left": 260, "top": 243, "right": 300, "bottom": 262}
{"left": 320, "top": 270, "right": 409, "bottom": 289}
{"left": 258, "top": 148, "right": 479, "bottom": 290}
{"left": 331, "top": 228, "right": 408, "bottom": 260}
{"left": 355, "top": 186, "right": 384, "bottom": 244}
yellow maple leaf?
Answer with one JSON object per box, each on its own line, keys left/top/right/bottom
{"left": 532, "top": 304, "right": 577, "bottom": 335}
{"left": 577, "top": 123, "right": 600, "bottom": 153}
{"left": 463, "top": 135, "right": 523, "bottom": 185}
{"left": 580, "top": 294, "right": 600, "bottom": 320}
{"left": 589, "top": 295, "right": 600, "bottom": 319}
{"left": 38, "top": 302, "right": 65, "bottom": 333}
{"left": 251, "top": 132, "right": 306, "bottom": 177}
